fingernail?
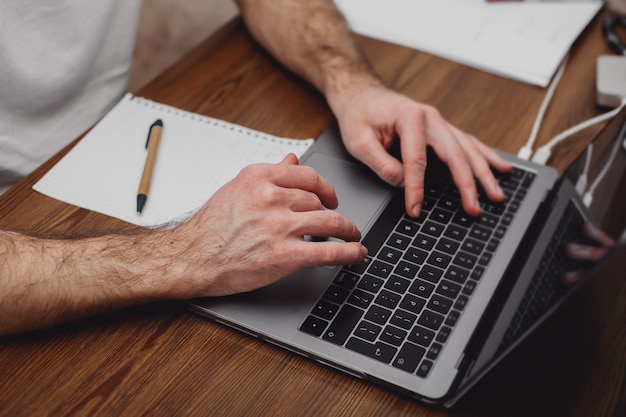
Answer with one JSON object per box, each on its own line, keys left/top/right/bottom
{"left": 492, "top": 183, "right": 504, "bottom": 197}
{"left": 568, "top": 244, "right": 591, "bottom": 258}
{"left": 361, "top": 245, "right": 369, "bottom": 257}
{"left": 412, "top": 203, "right": 421, "bottom": 218}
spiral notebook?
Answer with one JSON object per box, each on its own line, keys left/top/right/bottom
{"left": 33, "top": 93, "right": 314, "bottom": 228}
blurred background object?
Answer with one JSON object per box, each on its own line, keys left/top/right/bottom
{"left": 129, "top": 0, "right": 238, "bottom": 92}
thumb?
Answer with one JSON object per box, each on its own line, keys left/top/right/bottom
{"left": 279, "top": 153, "right": 299, "bottom": 166}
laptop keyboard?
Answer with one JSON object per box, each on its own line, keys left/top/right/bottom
{"left": 299, "top": 163, "right": 535, "bottom": 378}
{"left": 500, "top": 200, "right": 591, "bottom": 350}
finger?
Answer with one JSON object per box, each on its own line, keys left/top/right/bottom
{"left": 346, "top": 129, "right": 405, "bottom": 188}
{"left": 452, "top": 130, "right": 505, "bottom": 203}
{"left": 565, "top": 243, "right": 608, "bottom": 262}
{"left": 426, "top": 122, "right": 480, "bottom": 216}
{"left": 279, "top": 188, "right": 324, "bottom": 212}
{"left": 471, "top": 137, "right": 513, "bottom": 173}
{"left": 562, "top": 270, "right": 584, "bottom": 286}
{"left": 279, "top": 153, "right": 299, "bottom": 166}
{"left": 268, "top": 164, "right": 340, "bottom": 209}
{"left": 396, "top": 116, "right": 427, "bottom": 218}
{"left": 295, "top": 240, "right": 368, "bottom": 267}
{"left": 583, "top": 222, "right": 615, "bottom": 248}
{"left": 292, "top": 210, "right": 362, "bottom": 243}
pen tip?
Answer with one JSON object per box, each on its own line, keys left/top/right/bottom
{"left": 153, "top": 119, "right": 163, "bottom": 127}
{"left": 137, "top": 194, "right": 147, "bottom": 214}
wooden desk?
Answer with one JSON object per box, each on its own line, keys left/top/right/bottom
{"left": 1, "top": 11, "right": 624, "bottom": 417}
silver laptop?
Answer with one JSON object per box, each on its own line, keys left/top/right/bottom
{"left": 186, "top": 107, "right": 626, "bottom": 406}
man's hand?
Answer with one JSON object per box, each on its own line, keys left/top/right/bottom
{"left": 328, "top": 79, "right": 512, "bottom": 218}
{"left": 157, "top": 153, "right": 367, "bottom": 298}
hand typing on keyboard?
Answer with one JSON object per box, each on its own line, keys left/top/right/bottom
{"left": 326, "top": 78, "right": 513, "bottom": 219}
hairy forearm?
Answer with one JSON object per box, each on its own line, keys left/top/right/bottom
{"left": 235, "top": 0, "right": 382, "bottom": 99}
{"left": 0, "top": 230, "right": 168, "bottom": 335}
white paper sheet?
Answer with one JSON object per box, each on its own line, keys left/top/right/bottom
{"left": 33, "top": 94, "right": 314, "bottom": 227}
{"left": 336, "top": 0, "right": 602, "bottom": 86}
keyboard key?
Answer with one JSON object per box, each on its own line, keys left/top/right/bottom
{"left": 368, "top": 260, "right": 394, "bottom": 279}
{"left": 364, "top": 304, "right": 392, "bottom": 325}
{"left": 417, "top": 310, "right": 445, "bottom": 331}
{"left": 469, "top": 225, "right": 492, "bottom": 241}
{"left": 393, "top": 342, "right": 426, "bottom": 373}
{"left": 300, "top": 315, "right": 328, "bottom": 337}
{"left": 354, "top": 320, "right": 382, "bottom": 342}
{"left": 408, "top": 325, "right": 436, "bottom": 347}
{"left": 462, "top": 280, "right": 478, "bottom": 296}
{"left": 404, "top": 247, "right": 428, "bottom": 265}
{"left": 378, "top": 246, "right": 402, "bottom": 264}
{"left": 453, "top": 252, "right": 477, "bottom": 269}
{"left": 390, "top": 309, "right": 417, "bottom": 330}
{"left": 426, "top": 343, "right": 443, "bottom": 360}
{"left": 436, "top": 279, "right": 462, "bottom": 299}
{"left": 418, "top": 265, "right": 444, "bottom": 283}
{"left": 422, "top": 221, "right": 445, "bottom": 237}
{"left": 312, "top": 300, "right": 340, "bottom": 320}
{"left": 323, "top": 305, "right": 364, "bottom": 345}
{"left": 444, "top": 224, "right": 468, "bottom": 242}
{"left": 470, "top": 266, "right": 485, "bottom": 281}
{"left": 334, "top": 270, "right": 360, "bottom": 290}
{"left": 322, "top": 285, "right": 349, "bottom": 304}
{"left": 413, "top": 233, "right": 437, "bottom": 251}
{"left": 478, "top": 213, "right": 499, "bottom": 228}
{"left": 375, "top": 290, "right": 401, "bottom": 309}
{"left": 427, "top": 294, "right": 453, "bottom": 315}
{"left": 399, "top": 293, "right": 426, "bottom": 314}
{"left": 394, "top": 260, "right": 420, "bottom": 279}
{"left": 348, "top": 289, "right": 374, "bottom": 309}
{"left": 454, "top": 295, "right": 469, "bottom": 311}
{"left": 439, "top": 196, "right": 460, "bottom": 212}
{"left": 430, "top": 208, "right": 453, "bottom": 224}
{"left": 435, "top": 237, "right": 460, "bottom": 255}
{"left": 346, "top": 337, "right": 396, "bottom": 364}
{"left": 444, "top": 265, "right": 469, "bottom": 284}
{"left": 416, "top": 359, "right": 434, "bottom": 378}
{"left": 452, "top": 212, "right": 474, "bottom": 228}
{"left": 408, "top": 279, "right": 435, "bottom": 299}
{"left": 396, "top": 220, "right": 420, "bottom": 237}
{"left": 357, "top": 275, "right": 384, "bottom": 294}
{"left": 445, "top": 310, "right": 461, "bottom": 327}
{"left": 426, "top": 251, "right": 452, "bottom": 269}
{"left": 461, "top": 238, "right": 485, "bottom": 256}
{"left": 380, "top": 325, "right": 408, "bottom": 346}
{"left": 387, "top": 233, "right": 411, "bottom": 250}
{"left": 435, "top": 326, "right": 452, "bottom": 343}
{"left": 384, "top": 275, "right": 411, "bottom": 294}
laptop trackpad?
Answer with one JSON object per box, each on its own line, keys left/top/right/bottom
{"left": 304, "top": 151, "right": 393, "bottom": 234}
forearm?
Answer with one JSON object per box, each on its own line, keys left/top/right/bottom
{"left": 0, "top": 230, "right": 166, "bottom": 335}
{"left": 235, "top": 0, "right": 382, "bottom": 100}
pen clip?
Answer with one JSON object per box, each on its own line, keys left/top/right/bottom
{"left": 146, "top": 119, "right": 163, "bottom": 148}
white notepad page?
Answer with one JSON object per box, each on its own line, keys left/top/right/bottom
{"left": 33, "top": 94, "right": 314, "bottom": 228}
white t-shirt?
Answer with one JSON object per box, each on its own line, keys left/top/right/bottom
{"left": 0, "top": 0, "right": 142, "bottom": 194}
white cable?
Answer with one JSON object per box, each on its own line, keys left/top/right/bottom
{"left": 517, "top": 56, "right": 568, "bottom": 160}
{"left": 583, "top": 119, "right": 626, "bottom": 207}
{"left": 531, "top": 100, "right": 626, "bottom": 165}
{"left": 575, "top": 143, "right": 593, "bottom": 195}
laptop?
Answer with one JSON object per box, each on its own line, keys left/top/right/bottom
{"left": 186, "top": 106, "right": 626, "bottom": 406}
